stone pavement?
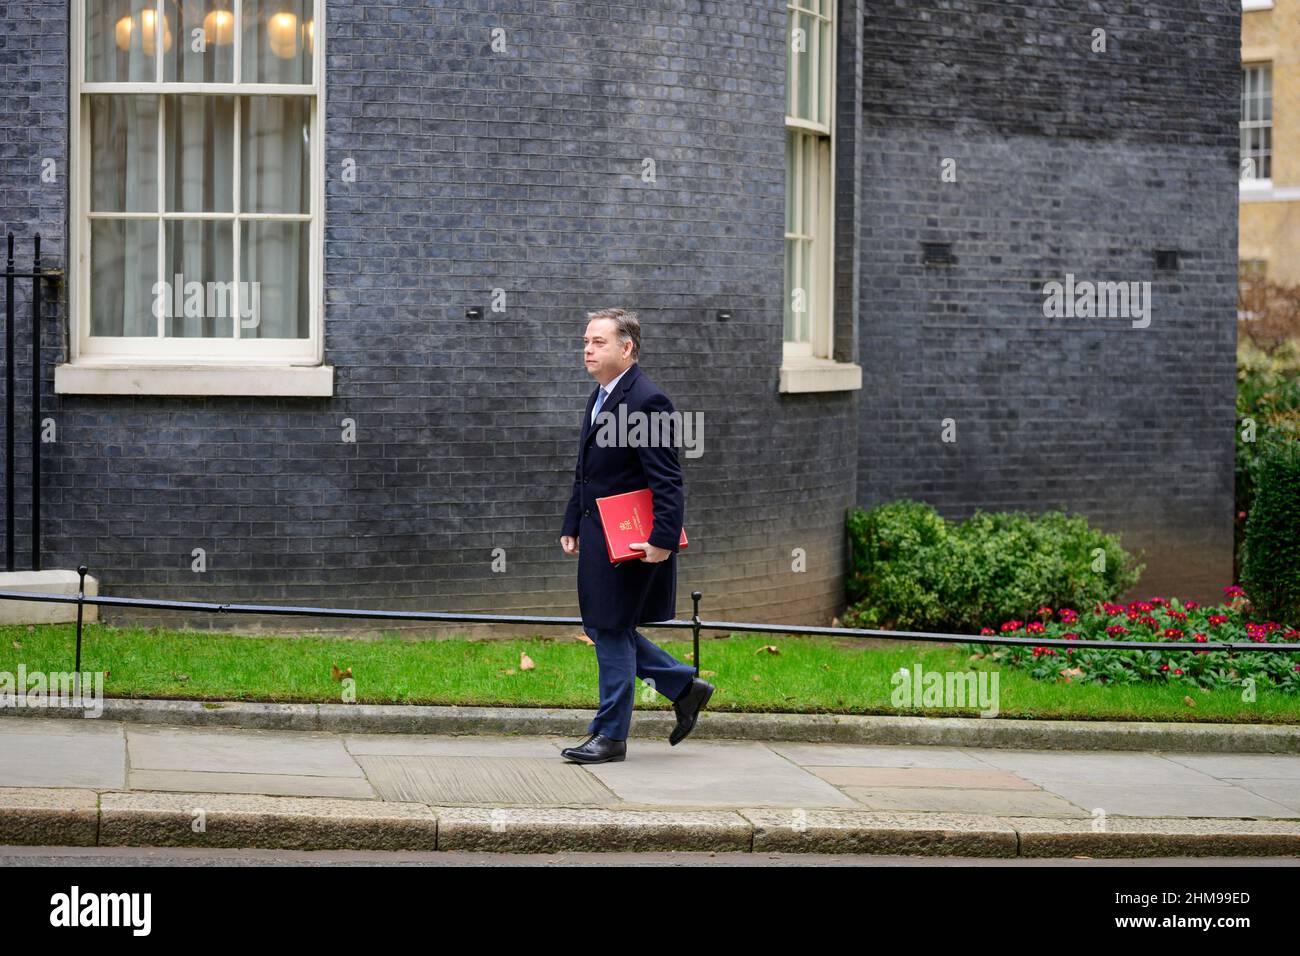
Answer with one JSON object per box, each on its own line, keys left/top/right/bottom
{"left": 1, "top": 715, "right": 1299, "bottom": 856}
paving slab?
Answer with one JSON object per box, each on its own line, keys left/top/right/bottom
{"left": 768, "top": 743, "right": 992, "bottom": 769}
{"left": 968, "top": 750, "right": 1233, "bottom": 786}
{"left": 0, "top": 724, "right": 125, "bottom": 789}
{"left": 343, "top": 733, "right": 562, "bottom": 758}
{"left": 806, "top": 767, "right": 1038, "bottom": 790}
{"left": 1225, "top": 781, "right": 1300, "bottom": 813}
{"left": 1162, "top": 753, "right": 1300, "bottom": 780}
{"left": 98, "top": 790, "right": 437, "bottom": 850}
{"left": 126, "top": 724, "right": 365, "bottom": 778}
{"left": 562, "top": 739, "right": 859, "bottom": 808}
{"left": 434, "top": 806, "right": 752, "bottom": 853}
{"left": 0, "top": 787, "right": 99, "bottom": 846}
{"left": 840, "top": 787, "right": 1090, "bottom": 817}
{"left": 0, "top": 715, "right": 121, "bottom": 736}
{"left": 355, "top": 755, "right": 616, "bottom": 806}
{"left": 1034, "top": 782, "right": 1298, "bottom": 819}
{"left": 1013, "top": 816, "right": 1300, "bottom": 857}
{"left": 127, "top": 769, "right": 377, "bottom": 800}
{"left": 740, "top": 808, "right": 1019, "bottom": 856}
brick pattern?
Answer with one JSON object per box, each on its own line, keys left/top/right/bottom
{"left": 0, "top": 1, "right": 855, "bottom": 632}
{"left": 855, "top": 0, "right": 1239, "bottom": 601}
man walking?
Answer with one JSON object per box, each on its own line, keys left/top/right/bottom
{"left": 558, "top": 308, "right": 714, "bottom": 764}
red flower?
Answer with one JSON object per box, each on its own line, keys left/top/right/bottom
{"left": 1036, "top": 605, "right": 1054, "bottom": 618}
{"left": 1139, "top": 616, "right": 1160, "bottom": 629}
{"left": 1163, "top": 628, "right": 1183, "bottom": 640}
{"left": 1193, "top": 633, "right": 1208, "bottom": 643}
{"left": 1173, "top": 668, "right": 1183, "bottom": 676}
{"left": 1207, "top": 615, "right": 1229, "bottom": 626}
{"left": 1026, "top": 621, "right": 1046, "bottom": 634}
{"left": 1167, "top": 611, "right": 1187, "bottom": 622}
{"left": 980, "top": 627, "right": 995, "bottom": 635}
{"left": 1106, "top": 625, "right": 1128, "bottom": 637}
{"left": 1159, "top": 664, "right": 1169, "bottom": 672}
{"left": 1184, "top": 601, "right": 1201, "bottom": 610}
{"left": 1001, "top": 620, "right": 1024, "bottom": 633}
{"left": 1223, "top": 585, "right": 1245, "bottom": 598}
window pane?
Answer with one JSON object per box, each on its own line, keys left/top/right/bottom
{"left": 241, "top": 220, "right": 309, "bottom": 339}
{"left": 86, "top": 0, "right": 170, "bottom": 82}
{"left": 163, "top": 219, "right": 235, "bottom": 338}
{"left": 164, "top": 1, "right": 235, "bottom": 81}
{"left": 241, "top": 96, "right": 311, "bottom": 213}
{"left": 242, "top": 0, "right": 314, "bottom": 84}
{"left": 90, "top": 219, "right": 158, "bottom": 337}
{"left": 89, "top": 94, "right": 159, "bottom": 212}
{"left": 784, "top": 239, "right": 796, "bottom": 341}
{"left": 164, "top": 94, "right": 235, "bottom": 212}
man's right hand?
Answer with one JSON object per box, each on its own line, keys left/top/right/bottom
{"left": 560, "top": 535, "right": 579, "bottom": 556}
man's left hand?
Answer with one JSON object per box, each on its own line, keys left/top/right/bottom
{"left": 629, "top": 542, "right": 671, "bottom": 563}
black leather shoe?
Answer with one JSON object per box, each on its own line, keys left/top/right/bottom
{"left": 669, "top": 678, "right": 714, "bottom": 746}
{"left": 560, "top": 733, "right": 627, "bottom": 764}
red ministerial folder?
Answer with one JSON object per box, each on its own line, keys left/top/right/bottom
{"left": 594, "top": 488, "right": 688, "bottom": 564}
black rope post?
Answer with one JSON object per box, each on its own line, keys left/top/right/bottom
{"left": 74, "top": 564, "right": 87, "bottom": 679}
{"left": 691, "top": 590, "right": 701, "bottom": 677}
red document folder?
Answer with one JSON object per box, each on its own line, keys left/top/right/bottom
{"left": 594, "top": 488, "right": 688, "bottom": 564}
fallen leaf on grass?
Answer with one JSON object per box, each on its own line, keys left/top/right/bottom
{"left": 1183, "top": 696, "right": 1196, "bottom": 708}
{"left": 330, "top": 664, "right": 352, "bottom": 682}
{"left": 520, "top": 652, "right": 535, "bottom": 671}
{"left": 172, "top": 673, "right": 190, "bottom": 683}
{"left": 755, "top": 645, "right": 780, "bottom": 655}
{"left": 1058, "top": 667, "right": 1084, "bottom": 683}
{"left": 751, "top": 674, "right": 761, "bottom": 682}
{"left": 575, "top": 632, "right": 594, "bottom": 645}
{"left": 11, "top": 641, "right": 20, "bottom": 649}
{"left": 497, "top": 667, "right": 517, "bottom": 675}
{"left": 700, "top": 669, "right": 716, "bottom": 677}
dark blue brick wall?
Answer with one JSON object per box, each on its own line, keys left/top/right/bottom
{"left": 1, "top": 1, "right": 855, "bottom": 633}
{"left": 856, "top": 0, "right": 1239, "bottom": 602}
{"left": 0, "top": 0, "right": 1241, "bottom": 634}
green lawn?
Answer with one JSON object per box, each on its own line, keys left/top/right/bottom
{"left": 1, "top": 622, "right": 1296, "bottom": 724}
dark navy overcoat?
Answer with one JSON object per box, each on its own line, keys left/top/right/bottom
{"left": 560, "top": 362, "right": 684, "bottom": 629}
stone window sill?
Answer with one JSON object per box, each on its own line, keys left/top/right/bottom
{"left": 778, "top": 357, "right": 862, "bottom": 393}
{"left": 54, "top": 362, "right": 335, "bottom": 397}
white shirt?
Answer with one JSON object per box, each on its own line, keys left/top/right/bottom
{"left": 591, "top": 364, "right": 632, "bottom": 424}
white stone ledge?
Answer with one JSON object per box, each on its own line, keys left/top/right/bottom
{"left": 778, "top": 358, "right": 863, "bottom": 393}
{"left": 54, "top": 363, "right": 334, "bottom": 397}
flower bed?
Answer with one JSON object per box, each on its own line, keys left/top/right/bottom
{"left": 962, "top": 587, "right": 1300, "bottom": 694}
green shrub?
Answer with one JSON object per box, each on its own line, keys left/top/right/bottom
{"left": 1235, "top": 339, "right": 1300, "bottom": 577}
{"left": 844, "top": 500, "right": 1143, "bottom": 633}
{"left": 1242, "top": 440, "right": 1300, "bottom": 627}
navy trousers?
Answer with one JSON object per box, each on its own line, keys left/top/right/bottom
{"left": 584, "top": 624, "right": 696, "bottom": 741}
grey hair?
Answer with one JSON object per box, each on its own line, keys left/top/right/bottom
{"left": 586, "top": 307, "right": 641, "bottom": 360}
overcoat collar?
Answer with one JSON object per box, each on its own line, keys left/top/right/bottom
{"left": 581, "top": 361, "right": 641, "bottom": 448}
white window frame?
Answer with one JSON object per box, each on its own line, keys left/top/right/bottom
{"left": 1239, "top": 62, "right": 1272, "bottom": 190}
{"left": 60, "top": 0, "right": 331, "bottom": 396}
{"left": 781, "top": 0, "right": 859, "bottom": 393}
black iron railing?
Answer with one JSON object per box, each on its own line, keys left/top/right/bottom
{"left": 3, "top": 233, "right": 63, "bottom": 573}
{"left": 0, "top": 567, "right": 1295, "bottom": 677}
